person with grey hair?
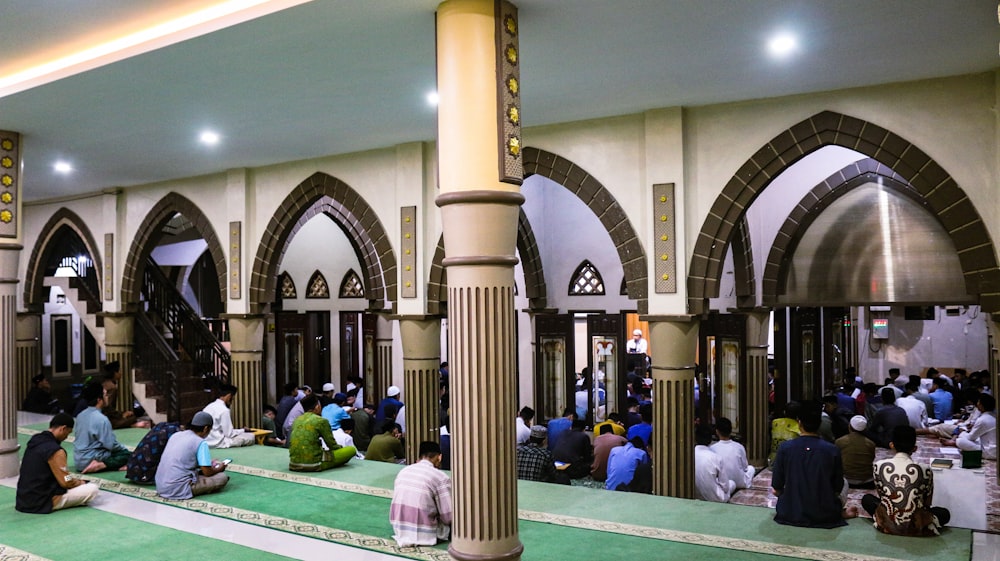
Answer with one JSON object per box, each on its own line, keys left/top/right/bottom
{"left": 155, "top": 411, "right": 230, "bottom": 500}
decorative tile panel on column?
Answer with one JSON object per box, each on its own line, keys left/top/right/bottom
{"left": 230, "top": 221, "right": 241, "bottom": 300}
{"left": 0, "top": 132, "right": 19, "bottom": 238}
{"left": 104, "top": 234, "right": 114, "bottom": 300}
{"left": 496, "top": 0, "right": 522, "bottom": 185}
{"left": 653, "top": 183, "right": 676, "bottom": 293}
{"left": 401, "top": 207, "right": 417, "bottom": 298}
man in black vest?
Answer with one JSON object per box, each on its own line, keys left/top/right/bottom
{"left": 16, "top": 413, "right": 100, "bottom": 513}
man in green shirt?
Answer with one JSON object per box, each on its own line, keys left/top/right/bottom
{"left": 288, "top": 395, "right": 355, "bottom": 471}
{"left": 365, "top": 420, "right": 405, "bottom": 464}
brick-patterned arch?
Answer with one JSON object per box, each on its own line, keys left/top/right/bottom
{"left": 522, "top": 147, "right": 647, "bottom": 312}
{"left": 689, "top": 110, "right": 1000, "bottom": 314}
{"left": 427, "top": 208, "right": 547, "bottom": 315}
{"left": 249, "top": 172, "right": 397, "bottom": 314}
{"left": 730, "top": 216, "right": 755, "bottom": 309}
{"left": 761, "top": 159, "right": 915, "bottom": 306}
{"left": 122, "top": 193, "right": 227, "bottom": 305}
{"left": 23, "top": 207, "right": 104, "bottom": 312}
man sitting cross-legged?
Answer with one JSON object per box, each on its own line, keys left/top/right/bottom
{"left": 771, "top": 401, "right": 856, "bottom": 528}
{"left": 16, "top": 413, "right": 100, "bottom": 514}
{"left": 861, "top": 425, "right": 950, "bottom": 536}
{"left": 74, "top": 381, "right": 132, "bottom": 473}
{"left": 155, "top": 412, "right": 230, "bottom": 500}
{"left": 288, "top": 394, "right": 356, "bottom": 471}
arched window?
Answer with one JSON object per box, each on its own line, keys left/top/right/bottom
{"left": 339, "top": 269, "right": 365, "bottom": 298}
{"left": 306, "top": 270, "right": 330, "bottom": 299}
{"left": 568, "top": 260, "right": 605, "bottom": 295}
{"left": 279, "top": 271, "right": 297, "bottom": 299}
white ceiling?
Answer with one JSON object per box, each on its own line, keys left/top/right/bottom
{"left": 2, "top": 0, "right": 998, "bottom": 202}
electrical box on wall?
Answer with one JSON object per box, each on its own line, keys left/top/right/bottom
{"left": 872, "top": 317, "right": 889, "bottom": 339}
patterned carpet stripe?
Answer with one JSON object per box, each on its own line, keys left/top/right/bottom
{"left": 13, "top": 427, "right": 959, "bottom": 561}
{"left": 0, "top": 544, "right": 52, "bottom": 561}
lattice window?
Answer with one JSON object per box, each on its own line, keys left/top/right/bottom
{"left": 306, "top": 270, "right": 330, "bottom": 299}
{"left": 279, "top": 271, "right": 297, "bottom": 299}
{"left": 339, "top": 269, "right": 365, "bottom": 298}
{"left": 568, "top": 260, "right": 605, "bottom": 295}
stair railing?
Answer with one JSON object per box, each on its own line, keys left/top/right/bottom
{"left": 133, "top": 311, "right": 182, "bottom": 422}
{"left": 141, "top": 257, "right": 230, "bottom": 387}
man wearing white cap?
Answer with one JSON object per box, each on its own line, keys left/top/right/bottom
{"left": 156, "top": 411, "right": 230, "bottom": 500}
{"left": 835, "top": 415, "right": 875, "bottom": 488}
{"left": 376, "top": 385, "right": 404, "bottom": 425}
{"left": 626, "top": 329, "right": 648, "bottom": 355}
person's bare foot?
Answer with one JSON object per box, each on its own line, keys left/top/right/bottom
{"left": 81, "top": 460, "right": 106, "bottom": 474}
{"left": 842, "top": 506, "right": 859, "bottom": 519}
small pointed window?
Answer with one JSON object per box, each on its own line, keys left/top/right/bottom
{"left": 306, "top": 270, "right": 330, "bottom": 299}
{"left": 568, "top": 260, "right": 605, "bottom": 295}
{"left": 339, "top": 269, "right": 365, "bottom": 299}
{"left": 279, "top": 271, "right": 297, "bottom": 299}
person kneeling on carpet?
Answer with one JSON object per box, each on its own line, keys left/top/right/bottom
{"left": 288, "top": 394, "right": 356, "bottom": 471}
{"left": 155, "top": 411, "right": 230, "bottom": 500}
{"left": 390, "top": 440, "right": 452, "bottom": 547}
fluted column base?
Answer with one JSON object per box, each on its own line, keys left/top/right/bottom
{"left": 745, "top": 310, "right": 771, "bottom": 467}
{"left": 16, "top": 313, "right": 41, "bottom": 409}
{"left": 646, "top": 315, "right": 699, "bottom": 498}
{"left": 400, "top": 318, "right": 443, "bottom": 463}
{"left": 101, "top": 313, "right": 135, "bottom": 413}
{"left": 0, "top": 243, "right": 23, "bottom": 478}
{"left": 438, "top": 193, "right": 523, "bottom": 561}
{"left": 224, "top": 314, "right": 265, "bottom": 429}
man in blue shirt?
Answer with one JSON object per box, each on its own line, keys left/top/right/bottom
{"left": 929, "top": 377, "right": 954, "bottom": 421}
{"left": 771, "top": 402, "right": 856, "bottom": 528}
{"left": 322, "top": 392, "right": 352, "bottom": 430}
{"left": 155, "top": 411, "right": 229, "bottom": 500}
{"left": 605, "top": 436, "right": 651, "bottom": 493}
{"left": 546, "top": 407, "right": 576, "bottom": 451}
{"left": 74, "top": 382, "right": 131, "bottom": 473}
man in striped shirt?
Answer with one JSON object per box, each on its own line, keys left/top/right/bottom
{"left": 390, "top": 441, "right": 452, "bottom": 546}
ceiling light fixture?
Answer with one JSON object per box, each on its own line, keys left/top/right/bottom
{"left": 426, "top": 91, "right": 440, "bottom": 106}
{"left": 53, "top": 161, "right": 72, "bottom": 174}
{"left": 767, "top": 33, "right": 798, "bottom": 58}
{"left": 199, "top": 131, "right": 221, "bottom": 145}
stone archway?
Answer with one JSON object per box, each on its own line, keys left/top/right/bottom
{"left": 689, "top": 110, "right": 1000, "bottom": 313}
{"left": 121, "top": 192, "right": 228, "bottom": 306}
{"left": 23, "top": 207, "right": 104, "bottom": 312}
{"left": 249, "top": 172, "right": 397, "bottom": 314}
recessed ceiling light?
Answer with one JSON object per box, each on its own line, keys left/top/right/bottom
{"left": 199, "top": 131, "right": 220, "bottom": 145}
{"left": 767, "top": 33, "right": 798, "bottom": 58}
{"left": 53, "top": 161, "right": 72, "bottom": 173}
{"left": 426, "top": 91, "right": 439, "bottom": 106}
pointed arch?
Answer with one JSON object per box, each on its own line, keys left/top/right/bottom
{"left": 689, "top": 111, "right": 1000, "bottom": 313}
{"left": 339, "top": 269, "right": 365, "bottom": 298}
{"left": 121, "top": 193, "right": 228, "bottom": 306}
{"left": 568, "top": 260, "right": 606, "bottom": 295}
{"left": 249, "top": 172, "right": 396, "bottom": 314}
{"left": 23, "top": 207, "right": 104, "bottom": 311}
{"left": 306, "top": 270, "right": 330, "bottom": 299}
{"left": 523, "top": 147, "right": 647, "bottom": 312}
{"left": 279, "top": 271, "right": 297, "bottom": 299}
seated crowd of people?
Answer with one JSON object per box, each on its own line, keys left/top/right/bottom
{"left": 16, "top": 360, "right": 994, "bottom": 545}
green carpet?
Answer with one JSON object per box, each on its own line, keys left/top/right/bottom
{"left": 15, "top": 427, "right": 974, "bottom": 561}
{"left": 0, "top": 486, "right": 295, "bottom": 561}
